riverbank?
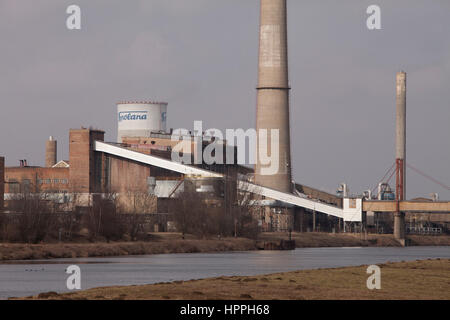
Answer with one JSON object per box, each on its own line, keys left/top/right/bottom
{"left": 260, "top": 232, "right": 450, "bottom": 248}
{"left": 0, "top": 236, "right": 256, "bottom": 261}
{"left": 1, "top": 232, "right": 449, "bottom": 261}
{"left": 19, "top": 258, "right": 450, "bottom": 300}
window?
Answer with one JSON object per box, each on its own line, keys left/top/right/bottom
{"left": 8, "top": 179, "right": 20, "bottom": 193}
{"left": 22, "top": 179, "right": 31, "bottom": 193}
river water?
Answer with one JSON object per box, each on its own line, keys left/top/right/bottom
{"left": 0, "top": 246, "right": 449, "bottom": 299}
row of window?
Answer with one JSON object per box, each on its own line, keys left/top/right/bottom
{"left": 8, "top": 188, "right": 69, "bottom": 194}
{"left": 37, "top": 179, "right": 69, "bottom": 185}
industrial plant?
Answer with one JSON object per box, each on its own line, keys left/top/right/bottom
{"left": 1, "top": 0, "right": 449, "bottom": 246}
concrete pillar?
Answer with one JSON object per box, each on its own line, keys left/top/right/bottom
{"left": 394, "top": 71, "right": 406, "bottom": 244}
{"left": 313, "top": 210, "right": 316, "bottom": 232}
{"left": 45, "top": 136, "right": 57, "bottom": 167}
{"left": 255, "top": 0, "right": 292, "bottom": 193}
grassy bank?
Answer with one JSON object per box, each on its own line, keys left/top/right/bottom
{"left": 18, "top": 259, "right": 450, "bottom": 300}
{"left": 260, "top": 232, "right": 450, "bottom": 248}
{"left": 1, "top": 232, "right": 449, "bottom": 261}
{"left": 0, "top": 235, "right": 257, "bottom": 261}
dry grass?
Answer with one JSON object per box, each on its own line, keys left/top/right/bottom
{"left": 1, "top": 232, "right": 450, "bottom": 261}
{"left": 18, "top": 259, "right": 450, "bottom": 300}
{"left": 259, "top": 232, "right": 450, "bottom": 248}
{"left": 0, "top": 237, "right": 257, "bottom": 261}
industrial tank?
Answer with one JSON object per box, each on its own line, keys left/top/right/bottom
{"left": 117, "top": 101, "right": 168, "bottom": 143}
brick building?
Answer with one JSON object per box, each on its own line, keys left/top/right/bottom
{"left": 4, "top": 167, "right": 69, "bottom": 194}
{"left": 3, "top": 128, "right": 230, "bottom": 211}
{"left": 4, "top": 128, "right": 105, "bottom": 208}
{"left": 68, "top": 128, "right": 105, "bottom": 206}
{"left": 3, "top": 126, "right": 300, "bottom": 231}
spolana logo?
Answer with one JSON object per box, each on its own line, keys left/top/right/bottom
{"left": 119, "top": 111, "right": 148, "bottom": 122}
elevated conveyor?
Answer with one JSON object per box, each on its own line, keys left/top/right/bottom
{"left": 94, "top": 141, "right": 344, "bottom": 218}
{"left": 95, "top": 141, "right": 222, "bottom": 178}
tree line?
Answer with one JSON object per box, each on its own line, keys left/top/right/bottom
{"left": 0, "top": 181, "right": 261, "bottom": 243}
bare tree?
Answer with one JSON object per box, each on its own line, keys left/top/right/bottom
{"left": 0, "top": 214, "right": 8, "bottom": 241}
{"left": 169, "top": 188, "right": 207, "bottom": 238}
{"left": 84, "top": 194, "right": 125, "bottom": 242}
{"left": 9, "top": 192, "right": 57, "bottom": 243}
{"left": 169, "top": 178, "right": 260, "bottom": 239}
{"left": 121, "top": 191, "right": 155, "bottom": 241}
{"left": 59, "top": 212, "right": 82, "bottom": 241}
{"left": 226, "top": 179, "right": 260, "bottom": 239}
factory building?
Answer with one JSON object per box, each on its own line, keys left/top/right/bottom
{"left": 0, "top": 93, "right": 374, "bottom": 232}
{"left": 1, "top": 99, "right": 307, "bottom": 232}
{"left": 0, "top": 1, "right": 345, "bottom": 233}
{"left": 4, "top": 129, "right": 104, "bottom": 197}
{"left": 2, "top": 105, "right": 448, "bottom": 234}
{"left": 5, "top": 167, "right": 69, "bottom": 194}
{"left": 2, "top": 1, "right": 448, "bottom": 238}
{"left": 2, "top": 113, "right": 239, "bottom": 209}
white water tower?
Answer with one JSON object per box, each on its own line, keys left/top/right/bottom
{"left": 117, "top": 101, "right": 168, "bottom": 142}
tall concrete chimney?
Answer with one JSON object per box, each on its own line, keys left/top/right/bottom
{"left": 394, "top": 71, "right": 406, "bottom": 243}
{"left": 46, "top": 136, "right": 57, "bottom": 167}
{"left": 254, "top": 0, "right": 292, "bottom": 193}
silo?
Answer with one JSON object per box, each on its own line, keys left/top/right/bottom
{"left": 117, "top": 101, "right": 168, "bottom": 143}
{"left": 45, "top": 136, "right": 57, "bottom": 167}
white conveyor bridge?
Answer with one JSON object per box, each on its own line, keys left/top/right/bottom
{"left": 94, "top": 141, "right": 344, "bottom": 219}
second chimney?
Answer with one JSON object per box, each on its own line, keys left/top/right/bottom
{"left": 46, "top": 136, "right": 57, "bottom": 167}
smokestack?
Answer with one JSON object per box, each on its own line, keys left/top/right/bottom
{"left": 394, "top": 71, "right": 406, "bottom": 243}
{"left": 254, "top": 0, "right": 292, "bottom": 192}
{"left": 395, "top": 71, "right": 406, "bottom": 199}
{"left": 46, "top": 136, "right": 57, "bottom": 167}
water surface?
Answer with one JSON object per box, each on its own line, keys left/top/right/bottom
{"left": 1, "top": 246, "right": 449, "bottom": 299}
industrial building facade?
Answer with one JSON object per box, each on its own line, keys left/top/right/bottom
{"left": 2, "top": 125, "right": 449, "bottom": 234}
{"left": 1, "top": 122, "right": 309, "bottom": 232}
{"left": 1, "top": 2, "right": 448, "bottom": 237}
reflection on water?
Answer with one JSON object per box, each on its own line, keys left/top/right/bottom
{"left": 1, "top": 246, "right": 449, "bottom": 299}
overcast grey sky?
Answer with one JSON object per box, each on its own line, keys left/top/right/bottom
{"left": 0, "top": 0, "right": 449, "bottom": 199}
